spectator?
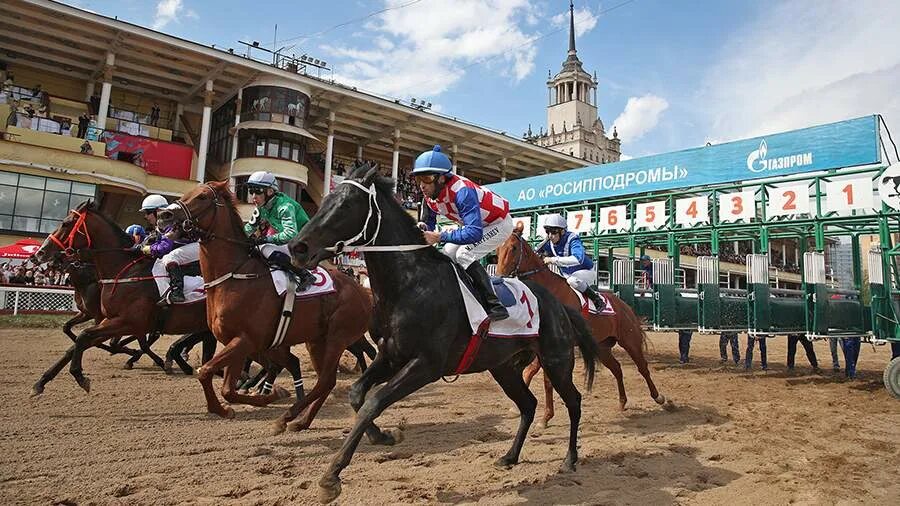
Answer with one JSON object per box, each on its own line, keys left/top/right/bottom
{"left": 677, "top": 330, "right": 692, "bottom": 364}
{"left": 24, "top": 104, "right": 36, "bottom": 119}
{"left": 10, "top": 266, "right": 27, "bottom": 284}
{"left": 31, "top": 84, "right": 42, "bottom": 97}
{"left": 77, "top": 112, "right": 91, "bottom": 139}
{"left": 80, "top": 140, "right": 93, "bottom": 155}
{"left": 34, "top": 272, "right": 47, "bottom": 285}
{"left": 132, "top": 150, "right": 144, "bottom": 168}
{"left": 828, "top": 337, "right": 841, "bottom": 371}
{"left": 745, "top": 335, "right": 768, "bottom": 371}
{"left": 150, "top": 103, "right": 161, "bottom": 126}
{"left": 639, "top": 255, "right": 653, "bottom": 288}
{"left": 24, "top": 269, "right": 35, "bottom": 285}
{"left": 5, "top": 101, "right": 17, "bottom": 128}
{"left": 89, "top": 94, "right": 100, "bottom": 116}
{"left": 719, "top": 332, "right": 740, "bottom": 364}
{"left": 786, "top": 333, "right": 819, "bottom": 373}
{"left": 840, "top": 337, "right": 861, "bottom": 379}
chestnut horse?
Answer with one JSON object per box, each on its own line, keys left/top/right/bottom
{"left": 162, "top": 182, "right": 371, "bottom": 432}
{"left": 496, "top": 223, "right": 670, "bottom": 419}
{"left": 30, "top": 202, "right": 300, "bottom": 402}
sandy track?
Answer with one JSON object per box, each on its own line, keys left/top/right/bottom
{"left": 0, "top": 329, "right": 897, "bottom": 505}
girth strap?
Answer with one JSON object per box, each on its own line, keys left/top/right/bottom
{"left": 203, "top": 272, "right": 259, "bottom": 289}
{"left": 270, "top": 276, "right": 297, "bottom": 349}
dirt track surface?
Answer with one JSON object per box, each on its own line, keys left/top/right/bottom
{"left": 1, "top": 329, "right": 898, "bottom": 505}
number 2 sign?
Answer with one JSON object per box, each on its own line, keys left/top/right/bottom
{"left": 767, "top": 184, "right": 810, "bottom": 217}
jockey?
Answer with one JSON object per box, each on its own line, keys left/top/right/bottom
{"left": 415, "top": 145, "right": 511, "bottom": 321}
{"left": 137, "top": 194, "right": 199, "bottom": 304}
{"left": 125, "top": 224, "right": 146, "bottom": 245}
{"left": 242, "top": 171, "right": 316, "bottom": 291}
{"left": 537, "top": 213, "right": 605, "bottom": 310}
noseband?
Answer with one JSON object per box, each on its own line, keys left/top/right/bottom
{"left": 173, "top": 184, "right": 225, "bottom": 242}
{"left": 506, "top": 234, "right": 546, "bottom": 279}
{"left": 47, "top": 209, "right": 91, "bottom": 259}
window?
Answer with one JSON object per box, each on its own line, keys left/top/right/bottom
{"left": 238, "top": 132, "right": 307, "bottom": 164}
{"left": 0, "top": 171, "right": 97, "bottom": 235}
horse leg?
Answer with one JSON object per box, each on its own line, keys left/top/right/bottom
{"left": 522, "top": 357, "right": 541, "bottom": 386}
{"left": 200, "top": 332, "right": 216, "bottom": 364}
{"left": 348, "top": 352, "right": 400, "bottom": 445}
{"left": 598, "top": 345, "right": 628, "bottom": 410}
{"left": 285, "top": 342, "right": 347, "bottom": 433}
{"left": 69, "top": 319, "right": 132, "bottom": 392}
{"left": 542, "top": 356, "right": 582, "bottom": 473}
{"left": 123, "top": 335, "right": 143, "bottom": 369}
{"left": 280, "top": 349, "right": 305, "bottom": 401}
{"left": 137, "top": 333, "right": 166, "bottom": 371}
{"left": 218, "top": 339, "right": 287, "bottom": 408}
{"left": 31, "top": 345, "right": 76, "bottom": 397}
{"left": 318, "top": 357, "right": 437, "bottom": 504}
{"left": 489, "top": 362, "right": 538, "bottom": 469}
{"left": 620, "top": 338, "right": 669, "bottom": 408}
{"left": 197, "top": 337, "right": 258, "bottom": 418}
{"left": 346, "top": 341, "right": 368, "bottom": 372}
{"left": 63, "top": 312, "right": 90, "bottom": 342}
{"left": 522, "top": 357, "right": 553, "bottom": 427}
{"left": 166, "top": 333, "right": 202, "bottom": 375}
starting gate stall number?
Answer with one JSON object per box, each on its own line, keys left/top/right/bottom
{"left": 566, "top": 209, "right": 593, "bottom": 234}
{"left": 513, "top": 216, "right": 532, "bottom": 239}
{"left": 718, "top": 190, "right": 756, "bottom": 223}
{"left": 635, "top": 201, "right": 667, "bottom": 230}
{"left": 599, "top": 205, "right": 628, "bottom": 232}
{"left": 675, "top": 196, "right": 709, "bottom": 227}
{"left": 767, "top": 183, "right": 811, "bottom": 217}
{"left": 825, "top": 177, "right": 875, "bottom": 212}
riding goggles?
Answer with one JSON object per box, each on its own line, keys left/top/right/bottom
{"left": 413, "top": 174, "right": 439, "bottom": 184}
{"left": 247, "top": 186, "right": 267, "bottom": 195}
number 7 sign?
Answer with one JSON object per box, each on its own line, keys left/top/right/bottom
{"left": 566, "top": 210, "right": 593, "bottom": 234}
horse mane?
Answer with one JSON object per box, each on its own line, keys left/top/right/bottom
{"left": 83, "top": 201, "right": 133, "bottom": 247}
{"left": 207, "top": 180, "right": 244, "bottom": 224}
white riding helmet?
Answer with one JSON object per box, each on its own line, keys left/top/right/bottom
{"left": 247, "top": 171, "right": 279, "bottom": 190}
{"left": 140, "top": 194, "right": 168, "bottom": 212}
{"left": 543, "top": 213, "right": 567, "bottom": 231}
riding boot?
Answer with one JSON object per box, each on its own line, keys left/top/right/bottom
{"left": 583, "top": 286, "right": 605, "bottom": 311}
{"left": 465, "top": 262, "right": 509, "bottom": 322}
{"left": 268, "top": 251, "right": 316, "bottom": 291}
{"left": 166, "top": 264, "right": 186, "bottom": 304}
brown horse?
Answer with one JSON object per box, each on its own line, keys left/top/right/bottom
{"left": 162, "top": 182, "right": 371, "bottom": 432}
{"left": 496, "top": 223, "right": 671, "bottom": 421}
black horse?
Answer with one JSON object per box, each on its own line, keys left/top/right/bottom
{"left": 290, "top": 164, "right": 600, "bottom": 503}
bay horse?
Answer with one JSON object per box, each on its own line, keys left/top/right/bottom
{"left": 162, "top": 181, "right": 372, "bottom": 431}
{"left": 29, "top": 202, "right": 299, "bottom": 402}
{"left": 495, "top": 223, "right": 670, "bottom": 418}
{"left": 289, "top": 164, "right": 600, "bottom": 504}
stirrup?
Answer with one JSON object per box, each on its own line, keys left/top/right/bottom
{"left": 486, "top": 305, "right": 509, "bottom": 322}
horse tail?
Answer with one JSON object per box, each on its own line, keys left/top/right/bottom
{"left": 562, "top": 304, "right": 599, "bottom": 393}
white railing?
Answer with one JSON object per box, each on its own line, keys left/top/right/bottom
{"left": 697, "top": 256, "right": 718, "bottom": 285}
{"left": 652, "top": 258, "right": 674, "bottom": 286}
{"left": 612, "top": 259, "right": 633, "bottom": 285}
{"left": 0, "top": 285, "right": 78, "bottom": 315}
{"left": 747, "top": 254, "right": 769, "bottom": 284}
{"left": 804, "top": 251, "right": 826, "bottom": 284}
{"left": 867, "top": 247, "right": 884, "bottom": 285}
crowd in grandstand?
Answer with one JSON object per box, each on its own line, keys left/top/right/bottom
{"left": 0, "top": 262, "right": 71, "bottom": 286}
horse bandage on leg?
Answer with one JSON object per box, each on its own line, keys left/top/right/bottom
{"left": 261, "top": 381, "right": 273, "bottom": 395}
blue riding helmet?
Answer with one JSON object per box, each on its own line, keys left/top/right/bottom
{"left": 640, "top": 255, "right": 651, "bottom": 261}
{"left": 126, "top": 224, "right": 147, "bottom": 239}
{"left": 412, "top": 145, "right": 453, "bottom": 175}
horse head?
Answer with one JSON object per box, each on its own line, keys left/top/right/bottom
{"left": 495, "top": 221, "right": 544, "bottom": 278}
{"left": 290, "top": 163, "right": 390, "bottom": 269}
{"left": 33, "top": 200, "right": 107, "bottom": 265}
{"left": 162, "top": 181, "right": 233, "bottom": 240}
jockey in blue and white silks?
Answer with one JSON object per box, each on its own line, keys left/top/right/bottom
{"left": 538, "top": 213, "right": 605, "bottom": 310}
{"left": 415, "top": 145, "right": 512, "bottom": 321}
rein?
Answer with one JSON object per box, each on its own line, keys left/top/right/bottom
{"left": 324, "top": 179, "right": 431, "bottom": 254}
{"left": 506, "top": 235, "right": 547, "bottom": 279}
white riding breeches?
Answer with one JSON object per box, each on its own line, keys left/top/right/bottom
{"left": 442, "top": 216, "right": 514, "bottom": 269}
{"left": 566, "top": 268, "right": 596, "bottom": 292}
{"left": 160, "top": 242, "right": 200, "bottom": 267}
{"left": 257, "top": 243, "right": 290, "bottom": 259}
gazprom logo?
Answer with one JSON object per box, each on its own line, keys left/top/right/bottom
{"left": 747, "top": 139, "right": 813, "bottom": 173}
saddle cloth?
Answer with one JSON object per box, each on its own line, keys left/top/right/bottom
{"left": 454, "top": 268, "right": 540, "bottom": 339}
{"left": 571, "top": 287, "right": 615, "bottom": 316}
{"left": 270, "top": 266, "right": 336, "bottom": 299}
{"left": 151, "top": 260, "right": 206, "bottom": 304}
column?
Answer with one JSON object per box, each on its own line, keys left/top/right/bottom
{"left": 196, "top": 79, "right": 214, "bottom": 183}
{"left": 451, "top": 143, "right": 458, "bottom": 174}
{"left": 548, "top": 87, "right": 552, "bottom": 106}
{"left": 500, "top": 157, "right": 507, "bottom": 182}
{"left": 227, "top": 88, "right": 242, "bottom": 186}
{"left": 323, "top": 112, "right": 335, "bottom": 196}
{"left": 781, "top": 242, "right": 787, "bottom": 265}
{"left": 356, "top": 144, "right": 363, "bottom": 161}
{"left": 96, "top": 52, "right": 116, "bottom": 129}
{"left": 391, "top": 128, "right": 400, "bottom": 193}
{"left": 174, "top": 102, "right": 184, "bottom": 134}
{"left": 85, "top": 81, "right": 94, "bottom": 102}
{"left": 733, "top": 240, "right": 739, "bottom": 255}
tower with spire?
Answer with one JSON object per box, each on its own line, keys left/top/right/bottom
{"left": 524, "top": 0, "right": 621, "bottom": 164}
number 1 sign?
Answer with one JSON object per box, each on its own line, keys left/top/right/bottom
{"left": 825, "top": 177, "right": 874, "bottom": 212}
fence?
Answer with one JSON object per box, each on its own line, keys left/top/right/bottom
{"left": 0, "top": 285, "right": 78, "bottom": 315}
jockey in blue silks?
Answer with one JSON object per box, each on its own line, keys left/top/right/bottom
{"left": 415, "top": 145, "right": 512, "bottom": 321}
{"left": 538, "top": 213, "right": 605, "bottom": 310}
{"left": 125, "top": 224, "right": 146, "bottom": 245}
{"left": 135, "top": 194, "right": 199, "bottom": 304}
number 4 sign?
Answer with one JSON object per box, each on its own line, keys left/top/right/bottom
{"left": 675, "top": 197, "right": 709, "bottom": 226}
{"left": 566, "top": 210, "right": 593, "bottom": 234}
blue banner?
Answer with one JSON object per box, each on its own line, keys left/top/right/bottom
{"left": 488, "top": 115, "right": 881, "bottom": 210}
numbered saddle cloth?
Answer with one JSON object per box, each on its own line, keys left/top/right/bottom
{"left": 454, "top": 268, "right": 540, "bottom": 339}
{"left": 270, "top": 266, "right": 336, "bottom": 299}
{"left": 571, "top": 288, "right": 615, "bottom": 316}
{"left": 151, "top": 260, "right": 206, "bottom": 304}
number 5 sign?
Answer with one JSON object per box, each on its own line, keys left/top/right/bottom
{"left": 566, "top": 210, "right": 593, "bottom": 234}
{"left": 598, "top": 205, "right": 628, "bottom": 232}
{"left": 675, "top": 196, "right": 709, "bottom": 226}
{"left": 635, "top": 201, "right": 667, "bottom": 230}
{"left": 767, "top": 184, "right": 810, "bottom": 217}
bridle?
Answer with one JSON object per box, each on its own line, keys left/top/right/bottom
{"left": 323, "top": 179, "right": 430, "bottom": 255}
{"left": 505, "top": 234, "right": 548, "bottom": 279}
{"left": 47, "top": 209, "right": 91, "bottom": 260}
{"left": 171, "top": 184, "right": 225, "bottom": 241}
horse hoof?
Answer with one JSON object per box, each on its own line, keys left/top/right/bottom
{"left": 367, "top": 428, "right": 400, "bottom": 446}
{"left": 222, "top": 406, "right": 235, "bottom": 419}
{"left": 619, "top": 401, "right": 628, "bottom": 412}
{"left": 662, "top": 399, "right": 677, "bottom": 412}
{"left": 560, "top": 460, "right": 577, "bottom": 473}
{"left": 122, "top": 362, "right": 133, "bottom": 370}
{"left": 271, "top": 420, "right": 287, "bottom": 436}
{"left": 286, "top": 420, "right": 309, "bottom": 432}
{"left": 163, "top": 359, "right": 174, "bottom": 374}
{"left": 274, "top": 386, "right": 291, "bottom": 400}
{"left": 493, "top": 456, "right": 517, "bottom": 469}
{"left": 654, "top": 394, "right": 666, "bottom": 405}
{"left": 76, "top": 376, "right": 91, "bottom": 394}
{"left": 30, "top": 384, "right": 44, "bottom": 398}
{"left": 318, "top": 477, "right": 342, "bottom": 504}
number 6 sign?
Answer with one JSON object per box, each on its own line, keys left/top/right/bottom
{"left": 599, "top": 205, "right": 628, "bottom": 232}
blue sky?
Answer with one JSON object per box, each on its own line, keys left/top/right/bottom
{"left": 64, "top": 0, "right": 900, "bottom": 160}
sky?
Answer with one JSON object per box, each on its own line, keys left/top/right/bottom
{"left": 62, "top": 0, "right": 900, "bottom": 161}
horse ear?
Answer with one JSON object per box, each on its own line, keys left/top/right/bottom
{"left": 513, "top": 221, "right": 524, "bottom": 235}
{"left": 76, "top": 199, "right": 92, "bottom": 211}
{"left": 360, "top": 165, "right": 380, "bottom": 186}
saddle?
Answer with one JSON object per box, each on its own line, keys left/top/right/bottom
{"left": 453, "top": 265, "right": 516, "bottom": 308}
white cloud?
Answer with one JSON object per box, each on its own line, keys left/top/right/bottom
{"left": 619, "top": 154, "right": 633, "bottom": 161}
{"left": 700, "top": 0, "right": 900, "bottom": 143}
{"left": 152, "top": 0, "right": 187, "bottom": 31}
{"left": 551, "top": 5, "right": 598, "bottom": 38}
{"left": 612, "top": 95, "right": 669, "bottom": 143}
{"left": 322, "top": 0, "right": 543, "bottom": 99}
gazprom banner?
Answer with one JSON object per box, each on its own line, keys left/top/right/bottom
{"left": 488, "top": 115, "right": 881, "bottom": 210}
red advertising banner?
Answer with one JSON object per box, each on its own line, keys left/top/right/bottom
{"left": 101, "top": 132, "right": 193, "bottom": 180}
